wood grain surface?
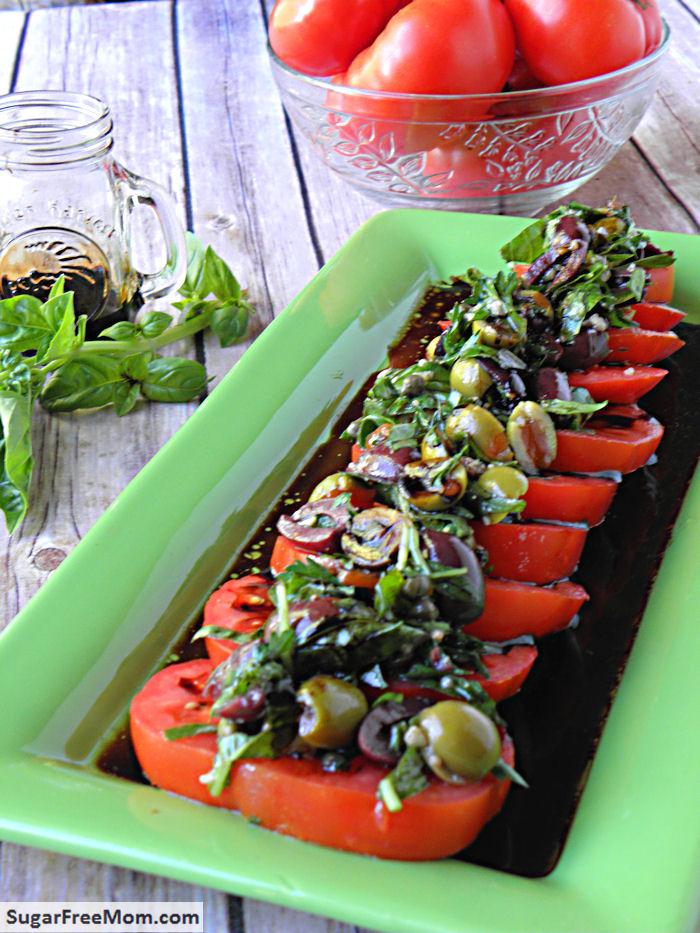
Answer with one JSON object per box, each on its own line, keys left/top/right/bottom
{"left": 0, "top": 1, "right": 697, "bottom": 930}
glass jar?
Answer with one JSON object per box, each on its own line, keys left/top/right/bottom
{"left": 0, "top": 90, "right": 186, "bottom": 334}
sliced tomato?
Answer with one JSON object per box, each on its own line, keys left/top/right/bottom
{"left": 130, "top": 659, "right": 514, "bottom": 861}
{"left": 473, "top": 646, "right": 538, "bottom": 701}
{"left": 605, "top": 327, "right": 684, "bottom": 364}
{"left": 364, "top": 645, "right": 538, "bottom": 704}
{"left": 567, "top": 364, "right": 667, "bottom": 403}
{"left": 471, "top": 521, "right": 587, "bottom": 585}
{"left": 644, "top": 266, "right": 675, "bottom": 304}
{"left": 270, "top": 534, "right": 381, "bottom": 588}
{"left": 628, "top": 302, "right": 685, "bottom": 331}
{"left": 551, "top": 417, "right": 664, "bottom": 475}
{"left": 202, "top": 575, "right": 274, "bottom": 665}
{"left": 521, "top": 474, "right": 618, "bottom": 526}
{"left": 464, "top": 578, "right": 588, "bottom": 641}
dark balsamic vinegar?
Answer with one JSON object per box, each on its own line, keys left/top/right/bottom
{"left": 97, "top": 304, "right": 700, "bottom": 878}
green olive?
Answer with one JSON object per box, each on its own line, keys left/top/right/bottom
{"left": 506, "top": 401, "right": 557, "bottom": 474}
{"left": 445, "top": 405, "right": 512, "bottom": 462}
{"left": 413, "top": 701, "right": 501, "bottom": 782}
{"left": 404, "top": 460, "right": 468, "bottom": 511}
{"left": 309, "top": 473, "right": 367, "bottom": 502}
{"left": 450, "top": 359, "right": 493, "bottom": 399}
{"left": 297, "top": 675, "right": 368, "bottom": 749}
{"left": 472, "top": 319, "right": 520, "bottom": 349}
{"left": 421, "top": 435, "right": 450, "bottom": 461}
{"left": 475, "top": 465, "right": 529, "bottom": 524}
{"left": 425, "top": 334, "right": 443, "bottom": 361}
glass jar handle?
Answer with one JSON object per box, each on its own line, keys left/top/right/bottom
{"left": 120, "top": 166, "right": 187, "bottom": 302}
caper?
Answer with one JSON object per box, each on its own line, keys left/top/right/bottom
{"left": 450, "top": 359, "right": 493, "bottom": 399}
{"left": 413, "top": 701, "right": 501, "bottom": 782}
{"left": 475, "top": 465, "right": 529, "bottom": 524}
{"left": 506, "top": 401, "right": 557, "bottom": 474}
{"left": 296, "top": 675, "right": 368, "bottom": 749}
{"left": 445, "top": 405, "right": 512, "bottom": 462}
{"left": 472, "top": 319, "right": 520, "bottom": 349}
{"left": 309, "top": 473, "right": 368, "bottom": 502}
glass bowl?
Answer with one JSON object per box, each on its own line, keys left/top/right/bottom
{"left": 268, "top": 23, "right": 670, "bottom": 216}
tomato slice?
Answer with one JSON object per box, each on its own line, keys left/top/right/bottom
{"left": 270, "top": 534, "right": 381, "bottom": 588}
{"left": 644, "top": 266, "right": 675, "bottom": 304}
{"left": 130, "top": 659, "right": 514, "bottom": 861}
{"left": 551, "top": 417, "right": 664, "bottom": 475}
{"left": 521, "top": 474, "right": 618, "bottom": 526}
{"left": 567, "top": 364, "right": 667, "bottom": 403}
{"left": 629, "top": 302, "right": 685, "bottom": 331}
{"left": 605, "top": 327, "right": 684, "bottom": 364}
{"left": 202, "top": 576, "right": 274, "bottom": 665}
{"left": 464, "top": 578, "right": 588, "bottom": 641}
{"left": 360, "top": 645, "right": 537, "bottom": 705}
{"left": 471, "top": 521, "right": 588, "bottom": 585}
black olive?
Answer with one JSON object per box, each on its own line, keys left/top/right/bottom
{"left": 357, "top": 698, "right": 432, "bottom": 765}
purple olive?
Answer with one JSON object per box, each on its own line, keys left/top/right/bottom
{"left": 558, "top": 329, "right": 609, "bottom": 371}
{"left": 277, "top": 497, "right": 350, "bottom": 553}
{"left": 341, "top": 506, "right": 407, "bottom": 567}
{"left": 521, "top": 215, "right": 590, "bottom": 291}
{"left": 347, "top": 448, "right": 414, "bottom": 485}
{"left": 422, "top": 530, "right": 485, "bottom": 623}
{"left": 479, "top": 358, "right": 527, "bottom": 404}
{"left": 214, "top": 685, "right": 266, "bottom": 723}
{"left": 530, "top": 367, "right": 571, "bottom": 401}
{"left": 357, "top": 698, "right": 432, "bottom": 765}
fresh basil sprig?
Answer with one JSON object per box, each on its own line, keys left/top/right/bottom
{"left": 0, "top": 233, "right": 253, "bottom": 533}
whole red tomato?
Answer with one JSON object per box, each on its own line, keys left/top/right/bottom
{"left": 268, "top": 0, "right": 409, "bottom": 76}
{"left": 344, "top": 0, "right": 516, "bottom": 97}
{"left": 503, "top": 0, "right": 660, "bottom": 85}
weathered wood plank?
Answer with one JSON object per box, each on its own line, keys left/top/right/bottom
{"left": 175, "top": 0, "right": 323, "bottom": 388}
{"left": 1, "top": 0, "right": 189, "bottom": 624}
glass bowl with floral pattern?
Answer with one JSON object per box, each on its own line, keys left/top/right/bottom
{"left": 268, "top": 24, "right": 670, "bottom": 216}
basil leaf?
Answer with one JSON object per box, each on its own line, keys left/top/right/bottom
{"left": 0, "top": 389, "right": 33, "bottom": 532}
{"left": 140, "top": 357, "right": 208, "bottom": 403}
{"left": 139, "top": 311, "right": 173, "bottom": 338}
{"left": 210, "top": 302, "right": 249, "bottom": 347}
{"left": 204, "top": 246, "right": 241, "bottom": 302}
{"left": 499, "top": 219, "right": 546, "bottom": 264}
{"left": 0, "top": 294, "right": 55, "bottom": 355}
{"left": 39, "top": 355, "right": 127, "bottom": 412}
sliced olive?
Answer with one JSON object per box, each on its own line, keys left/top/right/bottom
{"left": 445, "top": 405, "right": 512, "bottom": 462}
{"left": 475, "top": 465, "right": 529, "bottom": 524}
{"left": 557, "top": 329, "right": 609, "bottom": 371}
{"left": 297, "top": 675, "right": 368, "bottom": 749}
{"left": 341, "top": 506, "right": 406, "bottom": 567}
{"left": 421, "top": 530, "right": 484, "bottom": 623}
{"left": 276, "top": 497, "right": 350, "bottom": 553}
{"left": 450, "top": 359, "right": 493, "bottom": 398}
{"left": 518, "top": 289, "right": 554, "bottom": 322}
{"left": 357, "top": 698, "right": 432, "bottom": 765}
{"left": 309, "top": 473, "right": 370, "bottom": 503}
{"left": 421, "top": 435, "right": 450, "bottom": 461}
{"left": 413, "top": 701, "right": 501, "bottom": 782}
{"left": 425, "top": 334, "right": 445, "bottom": 361}
{"left": 506, "top": 401, "right": 557, "bottom": 473}
{"left": 402, "top": 459, "right": 468, "bottom": 511}
{"left": 529, "top": 367, "right": 571, "bottom": 401}
{"left": 472, "top": 319, "right": 520, "bottom": 349}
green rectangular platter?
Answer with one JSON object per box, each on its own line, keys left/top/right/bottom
{"left": 0, "top": 209, "right": 698, "bottom": 933}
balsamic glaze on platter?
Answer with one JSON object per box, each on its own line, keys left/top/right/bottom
{"left": 98, "top": 303, "right": 700, "bottom": 878}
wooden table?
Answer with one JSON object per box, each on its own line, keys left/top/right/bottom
{"left": 0, "top": 1, "right": 698, "bottom": 930}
